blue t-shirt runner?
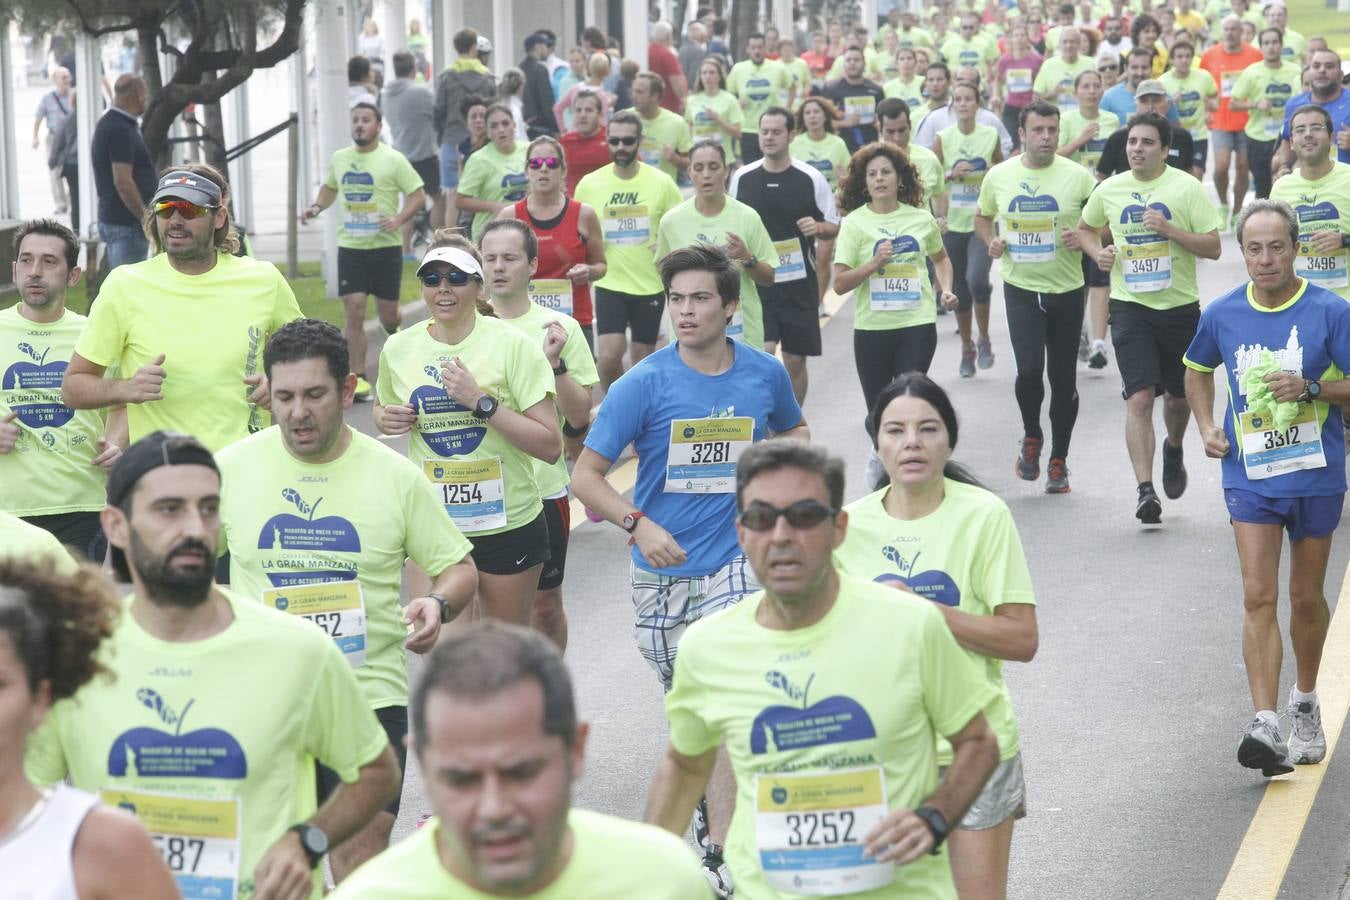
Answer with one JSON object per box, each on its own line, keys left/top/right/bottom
{"left": 1183, "top": 278, "right": 1350, "bottom": 497}
{"left": 586, "top": 340, "right": 803, "bottom": 576}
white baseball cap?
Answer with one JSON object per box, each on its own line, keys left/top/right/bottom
{"left": 417, "top": 246, "right": 483, "bottom": 279}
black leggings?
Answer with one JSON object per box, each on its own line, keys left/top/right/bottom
{"left": 854, "top": 324, "right": 939, "bottom": 415}
{"left": 1248, "top": 137, "right": 1277, "bottom": 200}
{"left": 942, "top": 230, "right": 993, "bottom": 314}
{"left": 1004, "top": 283, "right": 1084, "bottom": 460}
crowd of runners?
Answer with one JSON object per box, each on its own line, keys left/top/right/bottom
{"left": 4, "top": 2, "right": 1350, "bottom": 898}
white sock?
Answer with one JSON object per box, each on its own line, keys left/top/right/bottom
{"left": 1256, "top": 709, "right": 1279, "bottom": 728}
{"left": 1091, "top": 339, "right": 1106, "bottom": 351}
{"left": 1291, "top": 687, "right": 1318, "bottom": 705}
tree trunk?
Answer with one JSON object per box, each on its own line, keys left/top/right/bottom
{"left": 730, "top": 0, "right": 761, "bottom": 58}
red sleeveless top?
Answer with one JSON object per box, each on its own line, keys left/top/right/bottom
{"left": 514, "top": 197, "right": 593, "bottom": 326}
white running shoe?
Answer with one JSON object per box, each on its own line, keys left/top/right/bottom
{"left": 1287, "top": 700, "right": 1327, "bottom": 764}
{"left": 1238, "top": 716, "right": 1293, "bottom": 776}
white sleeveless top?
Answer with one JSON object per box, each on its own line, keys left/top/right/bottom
{"left": 0, "top": 784, "right": 99, "bottom": 900}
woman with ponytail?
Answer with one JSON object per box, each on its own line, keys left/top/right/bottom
{"left": 0, "top": 561, "right": 177, "bottom": 899}
{"left": 834, "top": 372, "right": 1039, "bottom": 900}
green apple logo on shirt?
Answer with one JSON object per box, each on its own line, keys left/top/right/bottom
{"left": 875, "top": 544, "right": 961, "bottom": 606}
{"left": 750, "top": 670, "right": 877, "bottom": 754}
{"left": 258, "top": 488, "right": 362, "bottom": 588}
{"left": 4, "top": 342, "right": 75, "bottom": 428}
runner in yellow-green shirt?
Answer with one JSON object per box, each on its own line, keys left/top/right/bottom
{"left": 454, "top": 102, "right": 530, "bottom": 238}
{"left": 646, "top": 438, "right": 1000, "bottom": 900}
{"left": 217, "top": 319, "right": 478, "bottom": 879}
{"left": 2, "top": 220, "right": 122, "bottom": 562}
{"left": 482, "top": 218, "right": 600, "bottom": 651}
{"left": 376, "top": 239, "right": 561, "bottom": 630}
{"left": 727, "top": 35, "right": 788, "bottom": 162}
{"left": 332, "top": 622, "right": 712, "bottom": 899}
{"left": 934, "top": 82, "right": 1004, "bottom": 379}
{"left": 1229, "top": 30, "right": 1302, "bottom": 198}
{"left": 301, "top": 99, "right": 427, "bottom": 400}
{"left": 792, "top": 96, "right": 852, "bottom": 304}
{"left": 1058, "top": 70, "right": 1121, "bottom": 173}
{"left": 976, "top": 101, "right": 1097, "bottom": 492}
{"left": 1159, "top": 40, "right": 1219, "bottom": 177}
{"left": 1270, "top": 106, "right": 1350, "bottom": 302}
{"left": 883, "top": 48, "right": 926, "bottom": 112}
{"left": 685, "top": 58, "right": 743, "bottom": 162}
{"left": 878, "top": 99, "right": 946, "bottom": 216}
{"left": 777, "top": 39, "right": 812, "bottom": 111}
{"left": 27, "top": 431, "right": 401, "bottom": 900}
{"left": 64, "top": 166, "right": 303, "bottom": 452}
{"left": 633, "top": 73, "right": 692, "bottom": 181}
{"left": 1033, "top": 30, "right": 1095, "bottom": 111}
{"left": 1077, "top": 111, "right": 1222, "bottom": 525}
{"left": 573, "top": 111, "right": 684, "bottom": 389}
{"left": 656, "top": 141, "right": 777, "bottom": 350}
{"left": 836, "top": 374, "right": 1039, "bottom": 900}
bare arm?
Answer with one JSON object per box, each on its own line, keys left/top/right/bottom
{"left": 489, "top": 398, "right": 564, "bottom": 464}
{"left": 62, "top": 352, "right": 165, "bottom": 409}
{"left": 933, "top": 602, "right": 1038, "bottom": 662}
{"left": 454, "top": 193, "right": 508, "bottom": 215}
{"left": 253, "top": 746, "right": 401, "bottom": 900}
{"left": 579, "top": 205, "right": 609, "bottom": 282}
{"left": 74, "top": 807, "right": 179, "bottom": 900}
{"left": 643, "top": 743, "right": 718, "bottom": 835}
{"left": 572, "top": 447, "right": 688, "bottom": 569}
{"left": 1158, "top": 220, "right": 1221, "bottom": 260}
{"left": 111, "top": 162, "right": 145, "bottom": 219}
{"left": 389, "top": 187, "right": 427, "bottom": 230}
{"left": 429, "top": 557, "right": 479, "bottom": 646}
{"left": 299, "top": 185, "right": 339, "bottom": 222}
{"left": 774, "top": 420, "right": 811, "bottom": 441}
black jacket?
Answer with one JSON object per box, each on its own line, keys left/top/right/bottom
{"left": 521, "top": 56, "right": 559, "bottom": 138}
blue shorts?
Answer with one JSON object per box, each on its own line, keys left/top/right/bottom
{"left": 439, "top": 142, "right": 461, "bottom": 190}
{"left": 1224, "top": 488, "right": 1344, "bottom": 542}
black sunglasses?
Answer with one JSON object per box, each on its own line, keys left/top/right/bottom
{"left": 739, "top": 499, "right": 838, "bottom": 532}
{"left": 419, "top": 270, "right": 474, "bottom": 287}
{"left": 607, "top": 136, "right": 639, "bottom": 146}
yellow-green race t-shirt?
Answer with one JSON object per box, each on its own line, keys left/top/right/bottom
{"left": 377, "top": 315, "right": 555, "bottom": 535}
{"left": 324, "top": 142, "right": 426, "bottom": 250}
{"left": 1159, "top": 68, "right": 1219, "bottom": 140}
{"left": 1230, "top": 60, "right": 1302, "bottom": 141}
{"left": 574, "top": 163, "right": 684, "bottom": 296}
{"left": 655, "top": 195, "right": 777, "bottom": 349}
{"left": 1080, "top": 165, "right": 1222, "bottom": 309}
{"left": 1057, "top": 108, "right": 1121, "bottom": 172}
{"left": 74, "top": 252, "right": 302, "bottom": 451}
{"left": 685, "top": 90, "right": 744, "bottom": 161}
{"left": 0, "top": 509, "right": 75, "bottom": 569}
{"left": 937, "top": 123, "right": 999, "bottom": 233}
{"left": 789, "top": 132, "right": 851, "bottom": 190}
{"left": 25, "top": 590, "right": 388, "bottom": 900}
{"left": 456, "top": 141, "right": 529, "bottom": 240}
{"left": 217, "top": 427, "right": 472, "bottom": 708}
{"left": 882, "top": 76, "right": 926, "bottom": 111}
{"left": 836, "top": 203, "right": 944, "bottom": 331}
{"left": 665, "top": 575, "right": 995, "bottom": 900}
{"left": 834, "top": 481, "right": 1036, "bottom": 765}
{"left": 494, "top": 302, "right": 600, "bottom": 498}
{"left": 1270, "top": 162, "right": 1350, "bottom": 301}
{"left": 728, "top": 59, "right": 789, "bottom": 134}
{"left": 977, "top": 155, "right": 1096, "bottom": 294}
{"left": 905, "top": 143, "right": 945, "bottom": 209}
{"left": 329, "top": 809, "right": 712, "bottom": 899}
{"left": 639, "top": 107, "right": 694, "bottom": 181}
{"left": 0, "top": 307, "right": 108, "bottom": 515}
{"left": 1033, "top": 55, "right": 1095, "bottom": 110}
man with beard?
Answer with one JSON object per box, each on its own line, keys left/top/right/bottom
{"left": 62, "top": 166, "right": 302, "bottom": 453}
{"left": 818, "top": 47, "right": 886, "bottom": 153}
{"left": 216, "top": 319, "right": 478, "bottom": 882}
{"left": 1, "top": 219, "right": 123, "bottom": 560}
{"left": 25, "top": 430, "right": 402, "bottom": 900}
{"left": 301, "top": 99, "right": 426, "bottom": 400}
{"left": 1274, "top": 50, "right": 1350, "bottom": 173}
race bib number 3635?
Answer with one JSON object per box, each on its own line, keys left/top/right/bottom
{"left": 755, "top": 767, "right": 895, "bottom": 896}
{"left": 100, "top": 789, "right": 241, "bottom": 900}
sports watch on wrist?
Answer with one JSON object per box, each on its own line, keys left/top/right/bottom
{"left": 472, "top": 394, "right": 499, "bottom": 420}
{"left": 289, "top": 823, "right": 329, "bottom": 869}
{"left": 912, "top": 805, "right": 950, "bottom": 854}
{"left": 552, "top": 359, "right": 568, "bottom": 376}
{"left": 1300, "top": 380, "right": 1322, "bottom": 402}
{"left": 622, "top": 511, "right": 646, "bottom": 533}
{"left": 429, "top": 592, "right": 455, "bottom": 624}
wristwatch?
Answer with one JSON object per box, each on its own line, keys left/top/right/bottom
{"left": 552, "top": 359, "right": 568, "bottom": 376}
{"left": 429, "top": 592, "right": 456, "bottom": 624}
{"left": 622, "top": 511, "right": 646, "bottom": 533}
{"left": 912, "top": 805, "right": 950, "bottom": 854}
{"left": 472, "top": 394, "right": 500, "bottom": 420}
{"left": 289, "top": 823, "right": 329, "bottom": 869}
{"left": 743, "top": 255, "right": 758, "bottom": 269}
{"left": 1300, "top": 380, "right": 1322, "bottom": 402}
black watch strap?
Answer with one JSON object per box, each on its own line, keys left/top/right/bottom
{"left": 430, "top": 592, "right": 454, "bottom": 624}
{"left": 289, "top": 823, "right": 328, "bottom": 868}
{"left": 552, "top": 359, "right": 568, "bottom": 376}
{"left": 913, "top": 805, "right": 950, "bottom": 854}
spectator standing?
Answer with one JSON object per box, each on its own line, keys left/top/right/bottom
{"left": 32, "top": 67, "right": 74, "bottom": 215}
{"left": 500, "top": 69, "right": 530, "bottom": 143}
{"left": 649, "top": 21, "right": 688, "bottom": 115}
{"left": 680, "top": 22, "right": 708, "bottom": 90}
{"left": 358, "top": 19, "right": 385, "bottom": 73}
{"left": 522, "top": 33, "right": 561, "bottom": 138}
{"left": 90, "top": 74, "right": 154, "bottom": 272}
{"left": 382, "top": 51, "right": 442, "bottom": 257}
{"left": 434, "top": 28, "right": 496, "bottom": 228}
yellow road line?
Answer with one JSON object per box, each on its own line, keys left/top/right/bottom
{"left": 570, "top": 287, "right": 850, "bottom": 532}
{"left": 1216, "top": 565, "right": 1350, "bottom": 897}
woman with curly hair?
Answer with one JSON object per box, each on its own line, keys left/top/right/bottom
{"left": 834, "top": 141, "right": 958, "bottom": 486}
{"left": 0, "top": 560, "right": 177, "bottom": 898}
